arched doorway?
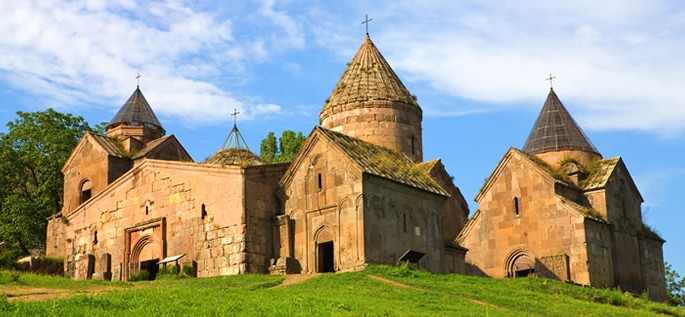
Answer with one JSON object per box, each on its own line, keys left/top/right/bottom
{"left": 314, "top": 226, "right": 335, "bottom": 273}
{"left": 130, "top": 235, "right": 161, "bottom": 280}
{"left": 317, "top": 241, "right": 335, "bottom": 273}
{"left": 506, "top": 250, "right": 536, "bottom": 278}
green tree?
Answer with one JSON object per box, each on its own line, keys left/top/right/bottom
{"left": 0, "top": 109, "right": 94, "bottom": 254}
{"left": 259, "top": 132, "right": 278, "bottom": 163}
{"left": 259, "top": 130, "right": 306, "bottom": 163}
{"left": 665, "top": 262, "right": 685, "bottom": 306}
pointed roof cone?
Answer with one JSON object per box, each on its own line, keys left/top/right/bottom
{"left": 523, "top": 88, "right": 600, "bottom": 156}
{"left": 206, "top": 124, "right": 265, "bottom": 166}
{"left": 107, "top": 87, "right": 165, "bottom": 133}
{"left": 220, "top": 125, "right": 250, "bottom": 151}
{"left": 320, "top": 35, "right": 418, "bottom": 117}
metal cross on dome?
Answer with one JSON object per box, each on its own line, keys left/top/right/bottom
{"left": 135, "top": 73, "right": 142, "bottom": 87}
{"left": 546, "top": 73, "right": 556, "bottom": 89}
{"left": 361, "top": 14, "right": 373, "bottom": 35}
{"left": 230, "top": 108, "right": 240, "bottom": 126}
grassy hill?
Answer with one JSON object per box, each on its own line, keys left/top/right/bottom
{"left": 0, "top": 265, "right": 683, "bottom": 316}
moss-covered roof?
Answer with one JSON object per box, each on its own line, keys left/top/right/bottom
{"left": 579, "top": 157, "right": 620, "bottom": 190}
{"left": 205, "top": 148, "right": 266, "bottom": 167}
{"left": 320, "top": 35, "right": 419, "bottom": 119}
{"left": 316, "top": 127, "right": 448, "bottom": 196}
{"left": 88, "top": 132, "right": 126, "bottom": 158}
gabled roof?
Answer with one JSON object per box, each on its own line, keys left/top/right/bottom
{"left": 107, "top": 87, "right": 165, "bottom": 133}
{"left": 61, "top": 132, "right": 126, "bottom": 172}
{"left": 315, "top": 127, "right": 449, "bottom": 196}
{"left": 580, "top": 157, "right": 620, "bottom": 190}
{"left": 131, "top": 135, "right": 193, "bottom": 162}
{"left": 475, "top": 148, "right": 554, "bottom": 202}
{"left": 89, "top": 132, "right": 126, "bottom": 157}
{"left": 523, "top": 89, "right": 599, "bottom": 156}
{"left": 320, "top": 35, "right": 419, "bottom": 118}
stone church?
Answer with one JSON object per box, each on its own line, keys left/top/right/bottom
{"left": 45, "top": 33, "right": 665, "bottom": 300}
{"left": 457, "top": 88, "right": 667, "bottom": 300}
{"left": 45, "top": 34, "right": 469, "bottom": 280}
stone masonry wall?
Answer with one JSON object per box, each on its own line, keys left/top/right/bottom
{"left": 282, "top": 136, "right": 366, "bottom": 273}
{"left": 243, "top": 164, "right": 289, "bottom": 273}
{"left": 58, "top": 159, "right": 281, "bottom": 280}
{"left": 459, "top": 151, "right": 590, "bottom": 282}
{"left": 363, "top": 176, "right": 446, "bottom": 273}
{"left": 321, "top": 103, "right": 423, "bottom": 162}
{"left": 62, "top": 136, "right": 117, "bottom": 218}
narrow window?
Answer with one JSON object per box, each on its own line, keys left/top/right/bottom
{"left": 80, "top": 179, "right": 93, "bottom": 203}
{"left": 145, "top": 206, "right": 149, "bottom": 215}
{"left": 93, "top": 231, "right": 98, "bottom": 245}
{"left": 317, "top": 173, "right": 323, "bottom": 191}
{"left": 514, "top": 197, "right": 520, "bottom": 216}
{"left": 411, "top": 135, "right": 415, "bottom": 156}
{"left": 201, "top": 204, "right": 207, "bottom": 220}
{"left": 403, "top": 214, "right": 408, "bottom": 233}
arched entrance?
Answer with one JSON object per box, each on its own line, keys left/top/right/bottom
{"left": 505, "top": 250, "right": 536, "bottom": 278}
{"left": 130, "top": 235, "right": 161, "bottom": 280}
{"left": 314, "top": 226, "right": 335, "bottom": 273}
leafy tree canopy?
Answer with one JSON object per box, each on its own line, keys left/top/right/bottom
{"left": 259, "top": 130, "right": 306, "bottom": 163}
{"left": 665, "top": 262, "right": 685, "bottom": 306}
{"left": 0, "top": 109, "right": 95, "bottom": 255}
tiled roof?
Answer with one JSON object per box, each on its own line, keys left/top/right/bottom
{"left": 88, "top": 132, "right": 126, "bottom": 157}
{"left": 317, "top": 127, "right": 449, "bottom": 196}
{"left": 523, "top": 89, "right": 599, "bottom": 156}
{"left": 320, "top": 35, "right": 418, "bottom": 118}
{"left": 580, "top": 157, "right": 620, "bottom": 190}
{"left": 108, "top": 87, "right": 164, "bottom": 133}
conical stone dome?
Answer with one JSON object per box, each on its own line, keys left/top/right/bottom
{"left": 320, "top": 35, "right": 423, "bottom": 162}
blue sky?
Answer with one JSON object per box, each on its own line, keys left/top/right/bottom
{"left": 1, "top": 1, "right": 684, "bottom": 275}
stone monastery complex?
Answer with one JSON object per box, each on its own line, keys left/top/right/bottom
{"left": 45, "top": 34, "right": 667, "bottom": 301}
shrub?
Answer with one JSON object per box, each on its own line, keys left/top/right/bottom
{"left": 0, "top": 249, "right": 21, "bottom": 270}
{"left": 181, "top": 262, "right": 196, "bottom": 277}
{"left": 129, "top": 269, "right": 150, "bottom": 282}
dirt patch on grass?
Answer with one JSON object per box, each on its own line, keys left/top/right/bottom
{"left": 2, "top": 284, "right": 129, "bottom": 302}
{"left": 366, "top": 275, "right": 508, "bottom": 311}
{"left": 367, "top": 275, "right": 423, "bottom": 291}
{"left": 273, "top": 273, "right": 320, "bottom": 288}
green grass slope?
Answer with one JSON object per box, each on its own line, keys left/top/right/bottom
{"left": 0, "top": 266, "right": 683, "bottom": 316}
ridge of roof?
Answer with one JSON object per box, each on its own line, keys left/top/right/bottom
{"left": 523, "top": 88, "right": 599, "bottom": 156}
{"left": 88, "top": 132, "right": 126, "bottom": 158}
{"left": 131, "top": 135, "right": 171, "bottom": 159}
{"left": 108, "top": 87, "right": 165, "bottom": 133}
{"left": 320, "top": 35, "right": 419, "bottom": 117}
{"left": 579, "top": 157, "right": 620, "bottom": 190}
{"left": 316, "top": 126, "right": 448, "bottom": 197}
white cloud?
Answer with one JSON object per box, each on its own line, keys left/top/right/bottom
{"left": 359, "top": 1, "right": 685, "bottom": 135}
{"left": 258, "top": 0, "right": 305, "bottom": 51}
{"left": 0, "top": 1, "right": 279, "bottom": 124}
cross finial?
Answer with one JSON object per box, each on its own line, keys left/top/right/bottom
{"left": 361, "top": 14, "right": 373, "bottom": 35}
{"left": 135, "top": 73, "right": 142, "bottom": 88}
{"left": 230, "top": 108, "right": 240, "bottom": 127}
{"left": 546, "top": 73, "right": 556, "bottom": 89}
